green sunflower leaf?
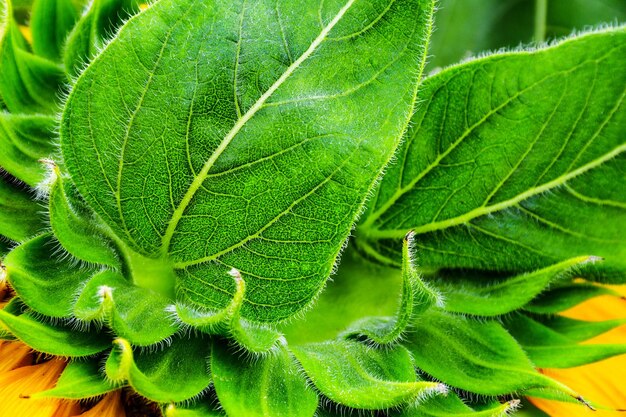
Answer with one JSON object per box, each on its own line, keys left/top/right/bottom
{"left": 0, "top": 174, "right": 45, "bottom": 242}
{"left": 60, "top": 0, "right": 436, "bottom": 322}
{"left": 430, "top": 256, "right": 594, "bottom": 317}
{"left": 74, "top": 270, "right": 179, "bottom": 346}
{"left": 105, "top": 336, "right": 212, "bottom": 403}
{"left": 32, "top": 359, "right": 121, "bottom": 399}
{"left": 393, "top": 395, "right": 520, "bottom": 417}
{"left": 524, "top": 282, "right": 621, "bottom": 314}
{"left": 357, "top": 29, "right": 626, "bottom": 282}
{"left": 0, "top": 0, "right": 65, "bottom": 114}
{"left": 0, "top": 113, "right": 56, "bottom": 187}
{"left": 212, "top": 342, "right": 317, "bottom": 417}
{"left": 49, "top": 169, "right": 121, "bottom": 268}
{"left": 504, "top": 313, "right": 626, "bottom": 368}
{"left": 342, "top": 232, "right": 441, "bottom": 344}
{"left": 531, "top": 314, "right": 626, "bottom": 343}
{"left": 30, "top": 0, "right": 78, "bottom": 61}
{"left": 0, "top": 298, "right": 111, "bottom": 356}
{"left": 5, "top": 234, "right": 93, "bottom": 318}
{"left": 404, "top": 310, "right": 582, "bottom": 397}
{"left": 292, "top": 340, "right": 447, "bottom": 410}
{"left": 63, "top": 0, "right": 141, "bottom": 76}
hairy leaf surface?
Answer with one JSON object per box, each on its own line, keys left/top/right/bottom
{"left": 292, "top": 340, "right": 446, "bottom": 409}
{"left": 212, "top": 342, "right": 317, "bottom": 417}
{"left": 358, "top": 29, "right": 626, "bottom": 281}
{"left": 0, "top": 174, "right": 45, "bottom": 242}
{"left": 61, "top": 0, "right": 435, "bottom": 321}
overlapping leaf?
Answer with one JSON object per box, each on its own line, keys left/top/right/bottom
{"left": 61, "top": 0, "right": 435, "bottom": 322}
{"left": 358, "top": 29, "right": 626, "bottom": 282}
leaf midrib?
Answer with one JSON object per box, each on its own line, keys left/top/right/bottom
{"left": 360, "top": 45, "right": 625, "bottom": 238}
{"left": 362, "top": 88, "right": 626, "bottom": 239}
{"left": 160, "top": 0, "right": 356, "bottom": 256}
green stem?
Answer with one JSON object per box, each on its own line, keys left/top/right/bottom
{"left": 534, "top": 0, "right": 548, "bottom": 43}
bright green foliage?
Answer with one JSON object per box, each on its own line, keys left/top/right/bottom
{"left": 292, "top": 340, "right": 447, "bottom": 409}
{"left": 0, "top": 174, "right": 45, "bottom": 241}
{"left": 358, "top": 29, "right": 626, "bottom": 282}
{"left": 63, "top": 0, "right": 141, "bottom": 76}
{"left": 404, "top": 310, "right": 578, "bottom": 396}
{"left": 0, "top": 113, "right": 56, "bottom": 186}
{"left": 342, "top": 232, "right": 441, "bottom": 344}
{"left": 105, "top": 337, "right": 212, "bottom": 402}
{"left": 61, "top": 0, "right": 435, "bottom": 322}
{"left": 0, "top": 0, "right": 625, "bottom": 416}
{"left": 428, "top": 256, "right": 593, "bottom": 316}
{"left": 0, "top": 0, "right": 64, "bottom": 114}
{"left": 504, "top": 313, "right": 626, "bottom": 368}
{"left": 212, "top": 342, "right": 318, "bottom": 417}
{"left": 393, "top": 396, "right": 520, "bottom": 417}
{"left": 30, "top": 0, "right": 78, "bottom": 60}
{"left": 32, "top": 360, "right": 121, "bottom": 399}
{"left": 49, "top": 169, "right": 121, "bottom": 268}
{"left": 0, "top": 298, "right": 111, "bottom": 356}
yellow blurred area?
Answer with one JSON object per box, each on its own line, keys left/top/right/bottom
{"left": 531, "top": 286, "right": 626, "bottom": 416}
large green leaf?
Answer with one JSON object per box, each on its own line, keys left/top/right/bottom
{"left": 292, "top": 340, "right": 446, "bottom": 409}
{"left": 357, "top": 29, "right": 626, "bottom": 281}
{"left": 61, "top": 0, "right": 435, "bottom": 322}
{"left": 212, "top": 342, "right": 317, "bottom": 417}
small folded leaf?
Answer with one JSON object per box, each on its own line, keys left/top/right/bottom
{"left": 0, "top": 298, "right": 111, "bottom": 356}
{"left": 0, "top": 175, "right": 45, "bottom": 242}
{"left": 404, "top": 310, "right": 581, "bottom": 398}
{"left": 531, "top": 314, "right": 626, "bottom": 343}
{"left": 0, "top": 0, "right": 65, "bottom": 114}
{"left": 524, "top": 282, "right": 621, "bottom": 314}
{"left": 343, "top": 232, "right": 440, "bottom": 344}
{"left": 431, "top": 256, "right": 594, "bottom": 316}
{"left": 504, "top": 313, "right": 626, "bottom": 368}
{"left": 212, "top": 342, "right": 317, "bottom": 417}
{"left": 49, "top": 169, "right": 120, "bottom": 268}
{"left": 393, "top": 395, "right": 520, "bottom": 417}
{"left": 173, "top": 269, "right": 283, "bottom": 353}
{"left": 5, "top": 234, "right": 94, "bottom": 318}
{"left": 32, "top": 359, "right": 121, "bottom": 399}
{"left": 105, "top": 336, "right": 212, "bottom": 402}
{"left": 0, "top": 113, "right": 56, "bottom": 187}
{"left": 63, "top": 0, "right": 141, "bottom": 76}
{"left": 30, "top": 0, "right": 78, "bottom": 61}
{"left": 74, "top": 270, "right": 178, "bottom": 346}
{"left": 292, "top": 340, "right": 447, "bottom": 410}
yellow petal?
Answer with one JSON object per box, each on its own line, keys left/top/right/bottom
{"left": 74, "top": 391, "right": 126, "bottom": 417}
{"left": 0, "top": 340, "right": 33, "bottom": 373}
{"left": 0, "top": 359, "right": 81, "bottom": 417}
{"left": 531, "top": 287, "right": 626, "bottom": 416}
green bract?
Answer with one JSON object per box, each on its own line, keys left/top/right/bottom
{"left": 0, "top": 0, "right": 625, "bottom": 416}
